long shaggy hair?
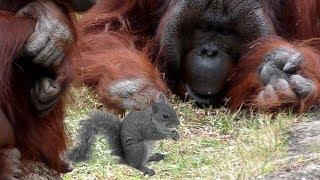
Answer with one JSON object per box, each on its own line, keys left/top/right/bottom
{"left": 74, "top": 0, "right": 320, "bottom": 112}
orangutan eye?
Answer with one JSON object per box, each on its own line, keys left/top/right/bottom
{"left": 163, "top": 114, "right": 169, "bottom": 119}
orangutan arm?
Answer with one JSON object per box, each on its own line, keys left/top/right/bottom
{"left": 17, "top": 0, "right": 74, "bottom": 68}
{"left": 74, "top": 32, "right": 169, "bottom": 113}
{"left": 16, "top": 1, "right": 77, "bottom": 117}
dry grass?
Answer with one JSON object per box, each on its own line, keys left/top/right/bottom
{"left": 63, "top": 87, "right": 306, "bottom": 180}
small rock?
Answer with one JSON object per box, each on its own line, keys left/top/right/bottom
{"left": 257, "top": 162, "right": 320, "bottom": 180}
{"left": 289, "top": 119, "right": 320, "bottom": 155}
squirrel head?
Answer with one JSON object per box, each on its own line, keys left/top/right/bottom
{"left": 150, "top": 94, "right": 180, "bottom": 128}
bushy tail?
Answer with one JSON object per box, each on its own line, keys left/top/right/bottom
{"left": 67, "top": 111, "right": 123, "bottom": 162}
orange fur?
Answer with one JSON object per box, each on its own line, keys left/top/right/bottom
{"left": 74, "top": 0, "right": 170, "bottom": 112}
{"left": 0, "top": 1, "right": 78, "bottom": 175}
{"left": 80, "top": 0, "right": 170, "bottom": 36}
{"left": 283, "top": 0, "right": 320, "bottom": 39}
{"left": 74, "top": 31, "right": 168, "bottom": 111}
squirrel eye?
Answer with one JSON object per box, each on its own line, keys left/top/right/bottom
{"left": 163, "top": 114, "right": 169, "bottom": 119}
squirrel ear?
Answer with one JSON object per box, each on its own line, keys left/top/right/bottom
{"left": 155, "top": 93, "right": 166, "bottom": 103}
{"left": 150, "top": 100, "right": 158, "bottom": 113}
{"left": 159, "top": 94, "right": 166, "bottom": 103}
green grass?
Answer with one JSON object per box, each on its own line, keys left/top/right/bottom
{"left": 63, "top": 88, "right": 305, "bottom": 180}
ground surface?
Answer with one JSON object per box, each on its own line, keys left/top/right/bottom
{"left": 257, "top": 116, "right": 320, "bottom": 179}
{"left": 62, "top": 88, "right": 320, "bottom": 180}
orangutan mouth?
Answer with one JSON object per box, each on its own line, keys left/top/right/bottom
{"left": 184, "top": 83, "right": 215, "bottom": 106}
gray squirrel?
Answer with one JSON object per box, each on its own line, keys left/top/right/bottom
{"left": 67, "top": 95, "right": 180, "bottom": 176}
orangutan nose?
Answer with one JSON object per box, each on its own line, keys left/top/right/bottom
{"left": 200, "top": 44, "right": 219, "bottom": 58}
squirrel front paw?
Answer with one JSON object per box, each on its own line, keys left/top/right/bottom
{"left": 142, "top": 168, "right": 155, "bottom": 176}
{"left": 170, "top": 130, "right": 180, "bottom": 141}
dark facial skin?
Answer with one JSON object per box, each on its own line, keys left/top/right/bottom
{"left": 160, "top": 0, "right": 274, "bottom": 105}
{"left": 70, "top": 0, "right": 96, "bottom": 12}
{"left": 182, "top": 28, "right": 237, "bottom": 104}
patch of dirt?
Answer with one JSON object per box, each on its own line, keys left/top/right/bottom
{"left": 21, "top": 161, "right": 62, "bottom": 180}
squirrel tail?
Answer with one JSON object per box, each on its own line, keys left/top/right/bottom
{"left": 67, "top": 110, "right": 123, "bottom": 162}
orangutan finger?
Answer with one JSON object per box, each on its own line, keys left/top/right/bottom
{"left": 289, "top": 75, "right": 315, "bottom": 98}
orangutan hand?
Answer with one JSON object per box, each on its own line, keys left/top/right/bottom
{"left": 109, "top": 78, "right": 167, "bottom": 110}
{"left": 258, "top": 48, "right": 315, "bottom": 103}
{"left": 18, "top": 0, "right": 73, "bottom": 68}
{"left": 31, "top": 77, "right": 61, "bottom": 117}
